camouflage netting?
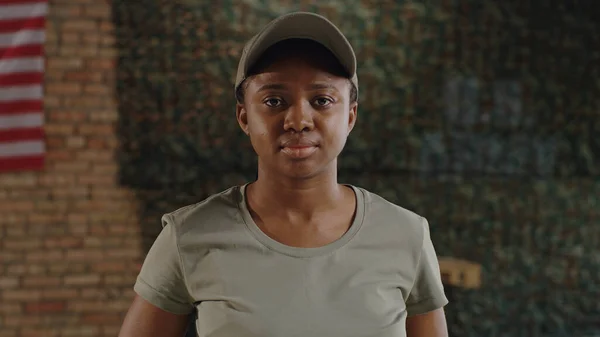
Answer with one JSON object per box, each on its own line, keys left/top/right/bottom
{"left": 113, "top": 1, "right": 600, "bottom": 336}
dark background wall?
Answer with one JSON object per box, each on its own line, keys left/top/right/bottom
{"left": 114, "top": 1, "right": 600, "bottom": 336}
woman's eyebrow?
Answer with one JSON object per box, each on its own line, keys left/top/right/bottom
{"left": 307, "top": 83, "right": 337, "bottom": 91}
{"left": 257, "top": 83, "right": 287, "bottom": 92}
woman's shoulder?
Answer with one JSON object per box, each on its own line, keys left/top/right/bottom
{"left": 352, "top": 185, "right": 427, "bottom": 238}
{"left": 161, "top": 185, "right": 244, "bottom": 233}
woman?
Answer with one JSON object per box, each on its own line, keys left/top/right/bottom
{"left": 119, "top": 11, "right": 449, "bottom": 337}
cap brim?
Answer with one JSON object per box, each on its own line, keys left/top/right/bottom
{"left": 236, "top": 12, "right": 357, "bottom": 90}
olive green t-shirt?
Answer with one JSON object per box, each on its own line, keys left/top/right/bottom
{"left": 134, "top": 184, "right": 448, "bottom": 337}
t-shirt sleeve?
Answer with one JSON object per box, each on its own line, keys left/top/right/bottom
{"left": 133, "top": 215, "right": 195, "bottom": 315}
{"left": 405, "top": 217, "right": 449, "bottom": 316}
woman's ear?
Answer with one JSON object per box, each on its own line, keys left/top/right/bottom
{"left": 347, "top": 102, "right": 358, "bottom": 135}
{"left": 236, "top": 103, "right": 249, "bottom": 135}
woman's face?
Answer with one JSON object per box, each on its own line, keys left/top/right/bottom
{"left": 236, "top": 48, "right": 357, "bottom": 180}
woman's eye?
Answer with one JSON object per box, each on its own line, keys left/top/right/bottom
{"left": 265, "top": 98, "right": 283, "bottom": 107}
{"left": 314, "top": 97, "right": 333, "bottom": 107}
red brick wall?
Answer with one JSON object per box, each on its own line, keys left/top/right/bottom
{"left": 0, "top": 1, "right": 141, "bottom": 336}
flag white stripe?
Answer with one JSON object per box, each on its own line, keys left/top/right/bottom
{"left": 0, "top": 56, "right": 44, "bottom": 75}
{"left": 0, "top": 3, "right": 48, "bottom": 21}
{"left": 0, "top": 84, "right": 42, "bottom": 102}
{"left": 0, "top": 113, "right": 43, "bottom": 130}
{"left": 0, "top": 140, "right": 44, "bottom": 157}
{"left": 0, "top": 29, "right": 46, "bottom": 48}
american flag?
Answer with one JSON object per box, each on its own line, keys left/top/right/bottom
{"left": 0, "top": 0, "right": 47, "bottom": 172}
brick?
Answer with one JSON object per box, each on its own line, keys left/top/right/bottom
{"left": 3, "top": 239, "right": 42, "bottom": 250}
{"left": 91, "top": 261, "right": 129, "bottom": 272}
{"left": 46, "top": 136, "right": 64, "bottom": 148}
{"left": 44, "top": 237, "right": 83, "bottom": 249}
{"left": 102, "top": 326, "right": 121, "bottom": 337}
{"left": 63, "top": 96, "right": 111, "bottom": 108}
{"left": 22, "top": 276, "right": 62, "bottom": 287}
{"left": 44, "top": 69, "right": 64, "bottom": 81}
{"left": 65, "top": 249, "right": 104, "bottom": 261}
{"left": 68, "top": 300, "right": 105, "bottom": 312}
{"left": 78, "top": 124, "right": 114, "bottom": 135}
{"left": 0, "top": 200, "right": 34, "bottom": 212}
{"left": 3, "top": 316, "right": 41, "bottom": 327}
{"left": 91, "top": 163, "right": 119, "bottom": 175}
{"left": 38, "top": 174, "right": 76, "bottom": 186}
{"left": 101, "top": 35, "right": 116, "bottom": 46}
{"left": 51, "top": 187, "right": 89, "bottom": 199}
{"left": 20, "top": 329, "right": 59, "bottom": 337}
{"left": 82, "top": 313, "right": 121, "bottom": 324}
{"left": 28, "top": 214, "right": 65, "bottom": 225}
{"left": 83, "top": 5, "right": 111, "bottom": 19}
{"left": 45, "top": 123, "right": 74, "bottom": 135}
{"left": 26, "top": 250, "right": 64, "bottom": 262}
{"left": 60, "top": 32, "right": 80, "bottom": 44}
{"left": 60, "top": 45, "right": 98, "bottom": 57}
{"left": 98, "top": 47, "right": 118, "bottom": 58}
{"left": 104, "top": 274, "right": 136, "bottom": 286}
{"left": 0, "top": 214, "right": 26, "bottom": 225}
{"left": 46, "top": 82, "right": 81, "bottom": 95}
{"left": 47, "top": 111, "right": 87, "bottom": 123}
{"left": 106, "top": 248, "right": 140, "bottom": 259}
{"left": 2, "top": 290, "right": 42, "bottom": 301}
{"left": 84, "top": 84, "right": 111, "bottom": 95}
{"left": 46, "top": 57, "right": 83, "bottom": 70}
{"left": 28, "top": 223, "right": 68, "bottom": 236}
{"left": 0, "top": 173, "right": 37, "bottom": 187}
{"left": 64, "top": 71, "right": 103, "bottom": 82}
{"left": 52, "top": 161, "right": 91, "bottom": 173}
{"left": 36, "top": 200, "right": 70, "bottom": 212}
{"left": 9, "top": 189, "right": 50, "bottom": 200}
{"left": 78, "top": 174, "right": 115, "bottom": 185}
{"left": 87, "top": 138, "right": 107, "bottom": 149}
{"left": 0, "top": 303, "right": 22, "bottom": 315}
{"left": 48, "top": 262, "right": 86, "bottom": 274}
{"left": 51, "top": 4, "right": 82, "bottom": 17}
{"left": 61, "top": 326, "right": 99, "bottom": 337}
{"left": 81, "top": 32, "right": 100, "bottom": 45}
{"left": 64, "top": 274, "right": 101, "bottom": 286}
{"left": 41, "top": 289, "right": 78, "bottom": 300}
{"left": 66, "top": 136, "right": 86, "bottom": 148}
{"left": 69, "top": 223, "right": 89, "bottom": 236}
{"left": 5, "top": 226, "right": 26, "bottom": 237}
{"left": 67, "top": 213, "right": 88, "bottom": 225}
{"left": 62, "top": 20, "right": 97, "bottom": 31}
{"left": 99, "top": 21, "right": 114, "bottom": 33}
{"left": 5, "top": 264, "right": 25, "bottom": 275}
{"left": 88, "top": 212, "right": 136, "bottom": 225}
{"left": 86, "top": 58, "right": 114, "bottom": 70}
{"left": 25, "top": 301, "right": 66, "bottom": 314}
{"left": 44, "top": 95, "right": 62, "bottom": 108}
{"left": 45, "top": 150, "right": 74, "bottom": 161}
{"left": 0, "top": 277, "right": 19, "bottom": 289}
{"left": 81, "top": 289, "right": 107, "bottom": 299}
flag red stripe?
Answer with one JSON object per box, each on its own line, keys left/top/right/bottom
{"left": 0, "top": 0, "right": 47, "bottom": 172}
{"left": 0, "top": 100, "right": 43, "bottom": 115}
{"left": 0, "top": 71, "right": 43, "bottom": 86}
{"left": 0, "top": 0, "right": 46, "bottom": 5}
{"left": 0, "top": 16, "right": 45, "bottom": 33}
{"left": 0, "top": 127, "right": 44, "bottom": 142}
{"left": 0, "top": 44, "right": 44, "bottom": 59}
{"left": 0, "top": 155, "right": 44, "bottom": 172}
